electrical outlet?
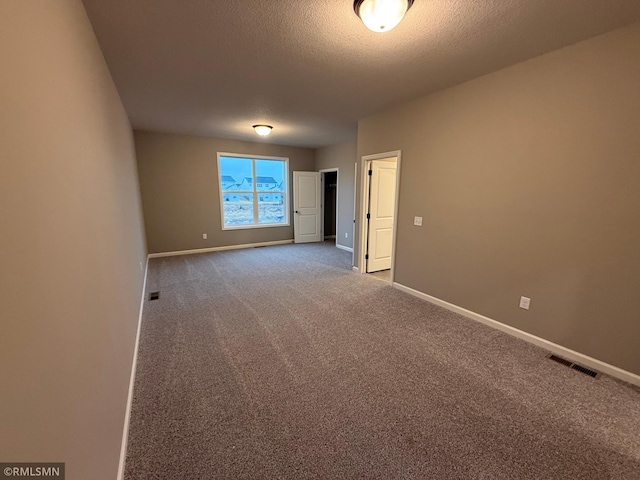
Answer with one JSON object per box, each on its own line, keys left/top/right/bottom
{"left": 414, "top": 216, "right": 423, "bottom": 226}
{"left": 519, "top": 296, "right": 531, "bottom": 310}
{"left": 139, "top": 262, "right": 143, "bottom": 272}
{"left": 345, "top": 232, "right": 348, "bottom": 238}
{"left": 202, "top": 233, "right": 208, "bottom": 240}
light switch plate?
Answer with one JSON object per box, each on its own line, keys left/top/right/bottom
{"left": 414, "top": 216, "right": 423, "bottom": 226}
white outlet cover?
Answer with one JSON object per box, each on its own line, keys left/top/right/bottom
{"left": 519, "top": 296, "right": 531, "bottom": 310}
{"left": 414, "top": 216, "right": 423, "bottom": 226}
{"left": 345, "top": 232, "right": 348, "bottom": 238}
{"left": 202, "top": 233, "right": 208, "bottom": 239}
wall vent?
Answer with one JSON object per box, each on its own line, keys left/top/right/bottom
{"left": 149, "top": 291, "right": 160, "bottom": 301}
{"left": 546, "top": 353, "right": 600, "bottom": 379}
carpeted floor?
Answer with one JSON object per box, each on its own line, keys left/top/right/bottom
{"left": 125, "top": 242, "right": 640, "bottom": 479}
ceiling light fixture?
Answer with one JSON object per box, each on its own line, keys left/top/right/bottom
{"left": 253, "top": 124, "right": 273, "bottom": 136}
{"left": 353, "top": 0, "right": 414, "bottom": 33}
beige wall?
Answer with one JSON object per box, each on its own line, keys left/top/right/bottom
{"left": 0, "top": 1, "right": 147, "bottom": 479}
{"left": 135, "top": 130, "right": 315, "bottom": 253}
{"left": 315, "top": 139, "right": 357, "bottom": 249}
{"left": 357, "top": 23, "right": 640, "bottom": 375}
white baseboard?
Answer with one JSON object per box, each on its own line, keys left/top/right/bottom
{"left": 336, "top": 243, "right": 353, "bottom": 253}
{"left": 393, "top": 282, "right": 640, "bottom": 387}
{"left": 352, "top": 266, "right": 359, "bottom": 273}
{"left": 117, "top": 255, "right": 149, "bottom": 480}
{"left": 148, "top": 239, "right": 294, "bottom": 258}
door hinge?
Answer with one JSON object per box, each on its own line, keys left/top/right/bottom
{"left": 368, "top": 169, "right": 372, "bottom": 176}
{"left": 365, "top": 254, "right": 369, "bottom": 260}
{"left": 366, "top": 213, "right": 370, "bottom": 220}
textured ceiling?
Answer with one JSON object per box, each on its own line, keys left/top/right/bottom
{"left": 82, "top": 0, "right": 640, "bottom": 148}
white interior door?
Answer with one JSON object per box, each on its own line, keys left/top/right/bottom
{"left": 366, "top": 159, "right": 397, "bottom": 272}
{"left": 293, "top": 171, "right": 322, "bottom": 243}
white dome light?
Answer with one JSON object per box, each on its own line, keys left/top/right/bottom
{"left": 253, "top": 124, "right": 273, "bottom": 136}
{"left": 354, "top": 0, "right": 414, "bottom": 33}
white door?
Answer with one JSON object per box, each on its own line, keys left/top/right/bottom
{"left": 293, "top": 171, "right": 322, "bottom": 243}
{"left": 366, "top": 159, "right": 397, "bottom": 272}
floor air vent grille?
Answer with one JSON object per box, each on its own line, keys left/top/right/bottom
{"left": 149, "top": 291, "right": 160, "bottom": 301}
{"left": 548, "top": 354, "right": 572, "bottom": 367}
{"left": 571, "top": 364, "right": 599, "bottom": 378}
{"left": 547, "top": 354, "right": 600, "bottom": 379}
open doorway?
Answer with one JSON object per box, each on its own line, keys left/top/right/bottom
{"left": 320, "top": 168, "right": 339, "bottom": 246}
{"left": 359, "top": 152, "right": 401, "bottom": 284}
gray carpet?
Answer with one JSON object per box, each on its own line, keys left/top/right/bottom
{"left": 125, "top": 242, "right": 640, "bottom": 479}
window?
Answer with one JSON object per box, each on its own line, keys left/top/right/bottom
{"left": 217, "top": 153, "right": 289, "bottom": 229}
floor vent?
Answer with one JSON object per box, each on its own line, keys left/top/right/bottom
{"left": 571, "top": 364, "right": 600, "bottom": 378}
{"left": 548, "top": 354, "right": 572, "bottom": 367}
{"left": 547, "top": 353, "right": 601, "bottom": 379}
{"left": 149, "top": 291, "right": 160, "bottom": 301}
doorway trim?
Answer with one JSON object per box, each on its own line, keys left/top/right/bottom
{"left": 319, "top": 167, "right": 339, "bottom": 245}
{"left": 358, "top": 150, "right": 402, "bottom": 285}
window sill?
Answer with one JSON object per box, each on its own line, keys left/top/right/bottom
{"left": 222, "top": 222, "right": 291, "bottom": 231}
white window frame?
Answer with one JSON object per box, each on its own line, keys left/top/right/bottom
{"left": 217, "top": 152, "right": 290, "bottom": 230}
